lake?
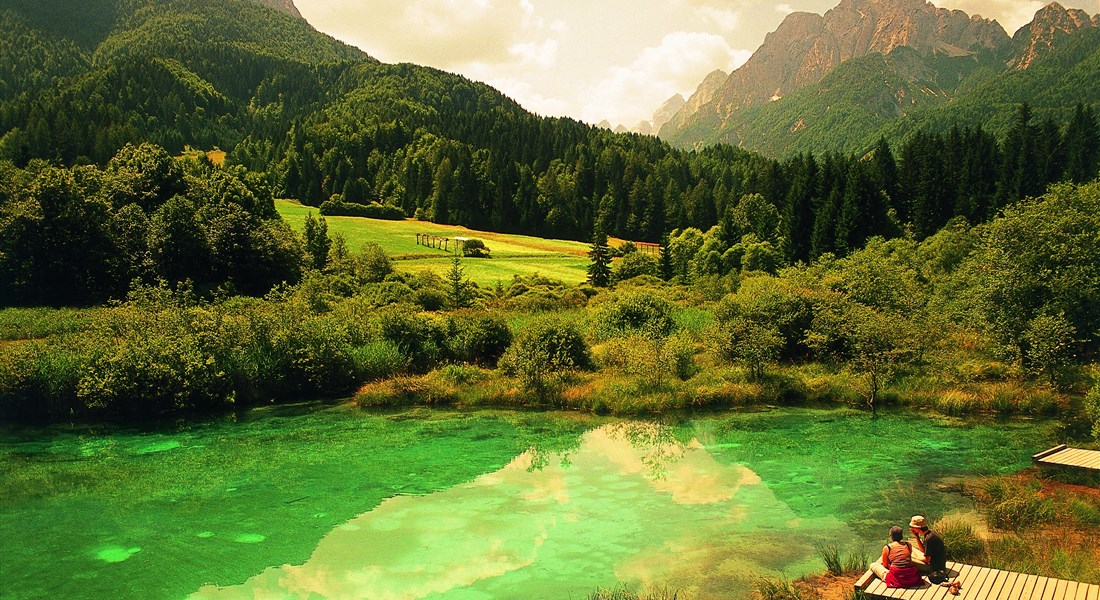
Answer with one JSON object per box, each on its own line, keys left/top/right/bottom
{"left": 0, "top": 404, "right": 1059, "bottom": 599}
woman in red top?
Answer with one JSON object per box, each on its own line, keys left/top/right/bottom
{"left": 870, "top": 525, "right": 924, "bottom": 588}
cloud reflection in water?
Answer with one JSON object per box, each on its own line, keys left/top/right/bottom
{"left": 192, "top": 423, "right": 853, "bottom": 599}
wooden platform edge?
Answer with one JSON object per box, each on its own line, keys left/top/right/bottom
{"left": 855, "top": 568, "right": 875, "bottom": 590}
{"left": 1033, "top": 444, "right": 1068, "bottom": 461}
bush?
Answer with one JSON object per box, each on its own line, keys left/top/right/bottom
{"left": 612, "top": 252, "right": 658, "bottom": 282}
{"left": 460, "top": 238, "right": 490, "bottom": 258}
{"left": 319, "top": 196, "right": 405, "bottom": 220}
{"left": 77, "top": 328, "right": 232, "bottom": 414}
{"left": 448, "top": 313, "right": 513, "bottom": 366}
{"left": 0, "top": 339, "right": 90, "bottom": 419}
{"left": 1085, "top": 382, "right": 1100, "bottom": 440}
{"left": 500, "top": 316, "right": 591, "bottom": 397}
{"left": 589, "top": 291, "right": 677, "bottom": 340}
{"left": 369, "top": 307, "right": 450, "bottom": 371}
{"left": 272, "top": 316, "right": 357, "bottom": 394}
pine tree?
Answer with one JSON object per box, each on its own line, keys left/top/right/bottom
{"left": 658, "top": 232, "right": 674, "bottom": 281}
{"left": 587, "top": 226, "right": 612, "bottom": 287}
{"left": 1063, "top": 103, "right": 1099, "bottom": 184}
{"left": 446, "top": 255, "right": 470, "bottom": 309}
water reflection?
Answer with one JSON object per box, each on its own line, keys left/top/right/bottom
{"left": 192, "top": 423, "right": 854, "bottom": 599}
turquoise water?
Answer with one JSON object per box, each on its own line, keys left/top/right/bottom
{"left": 0, "top": 404, "right": 1058, "bottom": 599}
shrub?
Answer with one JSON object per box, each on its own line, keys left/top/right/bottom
{"left": 589, "top": 291, "right": 677, "bottom": 340}
{"left": 319, "top": 196, "right": 405, "bottom": 220}
{"left": 460, "top": 238, "right": 490, "bottom": 258}
{"left": 359, "top": 282, "right": 417, "bottom": 308}
{"left": 272, "top": 316, "right": 356, "bottom": 394}
{"left": 76, "top": 329, "right": 232, "bottom": 414}
{"left": 500, "top": 316, "right": 591, "bottom": 397}
{"left": 448, "top": 313, "right": 513, "bottom": 366}
{"left": 1085, "top": 382, "right": 1100, "bottom": 440}
{"left": 436, "top": 363, "right": 487, "bottom": 385}
{"left": 0, "top": 339, "right": 90, "bottom": 419}
{"left": 612, "top": 252, "right": 658, "bottom": 283}
{"left": 370, "top": 307, "right": 450, "bottom": 371}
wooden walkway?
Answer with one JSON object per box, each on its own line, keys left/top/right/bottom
{"left": 856, "top": 561, "right": 1100, "bottom": 600}
{"left": 1033, "top": 444, "right": 1100, "bottom": 471}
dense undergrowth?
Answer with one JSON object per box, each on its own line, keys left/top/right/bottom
{"left": 2, "top": 182, "right": 1099, "bottom": 434}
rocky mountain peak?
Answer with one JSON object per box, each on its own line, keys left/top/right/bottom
{"left": 1011, "top": 2, "right": 1097, "bottom": 70}
{"left": 651, "top": 94, "right": 686, "bottom": 133}
{"left": 660, "top": 0, "right": 1009, "bottom": 142}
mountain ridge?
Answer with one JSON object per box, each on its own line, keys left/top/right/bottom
{"left": 659, "top": 0, "right": 1097, "bottom": 155}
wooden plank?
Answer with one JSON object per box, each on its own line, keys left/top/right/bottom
{"left": 1034, "top": 444, "right": 1068, "bottom": 460}
{"left": 1016, "top": 572, "right": 1040, "bottom": 600}
{"left": 1064, "top": 581, "right": 1081, "bottom": 600}
{"left": 981, "top": 568, "right": 1012, "bottom": 594}
{"left": 1053, "top": 579, "right": 1070, "bottom": 600}
{"left": 865, "top": 577, "right": 890, "bottom": 596}
{"left": 1056, "top": 576, "right": 1073, "bottom": 598}
{"left": 965, "top": 566, "right": 996, "bottom": 599}
{"left": 995, "top": 571, "right": 1021, "bottom": 600}
{"left": 1053, "top": 449, "right": 1092, "bottom": 465}
{"left": 1034, "top": 577, "right": 1055, "bottom": 600}
{"left": 1002, "top": 571, "right": 1032, "bottom": 600}
{"left": 1086, "top": 583, "right": 1100, "bottom": 600}
{"left": 856, "top": 568, "right": 876, "bottom": 590}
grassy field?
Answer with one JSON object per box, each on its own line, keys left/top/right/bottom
{"left": 276, "top": 200, "right": 593, "bottom": 285}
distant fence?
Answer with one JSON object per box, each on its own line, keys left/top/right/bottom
{"left": 416, "top": 234, "right": 469, "bottom": 253}
{"left": 635, "top": 241, "right": 660, "bottom": 256}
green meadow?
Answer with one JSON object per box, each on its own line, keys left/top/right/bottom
{"left": 276, "top": 200, "right": 593, "bottom": 286}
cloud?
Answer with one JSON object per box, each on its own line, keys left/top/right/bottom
{"left": 475, "top": 76, "right": 571, "bottom": 117}
{"left": 306, "top": 0, "right": 555, "bottom": 69}
{"left": 580, "top": 31, "right": 751, "bottom": 126}
{"left": 928, "top": 0, "right": 1046, "bottom": 33}
{"left": 775, "top": 3, "right": 795, "bottom": 15}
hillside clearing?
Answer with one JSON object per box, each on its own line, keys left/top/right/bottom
{"left": 276, "top": 200, "right": 593, "bottom": 285}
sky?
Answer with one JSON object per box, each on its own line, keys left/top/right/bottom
{"left": 294, "top": 0, "right": 1100, "bottom": 128}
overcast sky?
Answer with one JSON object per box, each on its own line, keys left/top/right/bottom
{"left": 295, "top": 0, "right": 1100, "bottom": 128}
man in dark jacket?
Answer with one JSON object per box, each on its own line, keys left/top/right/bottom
{"left": 909, "top": 515, "right": 948, "bottom": 583}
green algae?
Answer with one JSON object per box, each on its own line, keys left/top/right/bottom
{"left": 1, "top": 405, "right": 1059, "bottom": 599}
{"left": 95, "top": 546, "right": 141, "bottom": 563}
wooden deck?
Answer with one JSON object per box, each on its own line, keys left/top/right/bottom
{"left": 855, "top": 561, "right": 1100, "bottom": 600}
{"left": 1033, "top": 444, "right": 1100, "bottom": 471}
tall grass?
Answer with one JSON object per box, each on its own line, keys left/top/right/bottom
{"left": 816, "top": 543, "right": 869, "bottom": 576}
{"left": 0, "top": 307, "right": 102, "bottom": 340}
{"left": 751, "top": 578, "right": 819, "bottom": 600}
{"left": 586, "top": 585, "right": 680, "bottom": 600}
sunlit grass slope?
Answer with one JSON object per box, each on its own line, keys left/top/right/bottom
{"left": 276, "top": 199, "right": 592, "bottom": 285}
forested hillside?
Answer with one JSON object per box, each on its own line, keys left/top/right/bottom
{"left": 1, "top": 0, "right": 1098, "bottom": 310}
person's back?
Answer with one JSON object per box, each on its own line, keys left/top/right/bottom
{"left": 923, "top": 528, "right": 946, "bottom": 571}
{"left": 871, "top": 525, "right": 924, "bottom": 588}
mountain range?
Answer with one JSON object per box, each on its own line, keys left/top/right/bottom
{"left": 1, "top": 0, "right": 1096, "bottom": 287}
{"left": 657, "top": 0, "right": 1098, "bottom": 156}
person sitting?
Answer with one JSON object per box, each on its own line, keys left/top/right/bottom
{"left": 869, "top": 525, "right": 924, "bottom": 588}
{"left": 909, "top": 515, "right": 948, "bottom": 583}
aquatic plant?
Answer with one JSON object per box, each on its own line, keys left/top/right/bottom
{"left": 751, "top": 578, "right": 819, "bottom": 600}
